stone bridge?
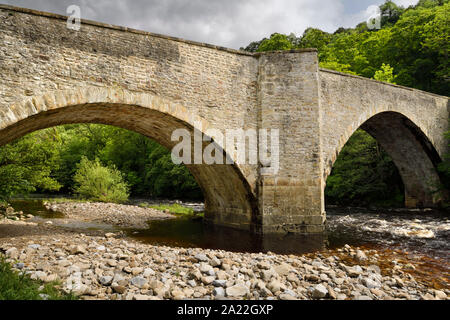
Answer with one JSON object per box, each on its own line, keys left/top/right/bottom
{"left": 0, "top": 5, "right": 448, "bottom": 234}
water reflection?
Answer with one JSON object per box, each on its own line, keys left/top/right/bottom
{"left": 9, "top": 199, "right": 65, "bottom": 219}
{"left": 127, "top": 218, "right": 328, "bottom": 254}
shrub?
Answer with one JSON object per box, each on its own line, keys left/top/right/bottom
{"left": 0, "top": 256, "right": 77, "bottom": 300}
{"left": 73, "top": 157, "right": 129, "bottom": 203}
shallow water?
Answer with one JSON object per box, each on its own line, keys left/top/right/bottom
{"left": 326, "top": 207, "right": 449, "bottom": 261}
{"left": 8, "top": 199, "right": 449, "bottom": 262}
{"left": 10, "top": 199, "right": 65, "bottom": 219}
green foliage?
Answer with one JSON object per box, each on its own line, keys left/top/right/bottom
{"left": 0, "top": 129, "right": 61, "bottom": 200}
{"left": 380, "top": 1, "right": 405, "bottom": 26}
{"left": 73, "top": 157, "right": 129, "bottom": 203}
{"left": 325, "top": 130, "right": 404, "bottom": 207}
{"left": 46, "top": 124, "right": 202, "bottom": 200}
{"left": 242, "top": 0, "right": 449, "bottom": 94}
{"left": 141, "top": 202, "right": 202, "bottom": 218}
{"left": 373, "top": 63, "right": 396, "bottom": 83}
{"left": 53, "top": 124, "right": 110, "bottom": 190}
{"left": 384, "top": 1, "right": 450, "bottom": 94}
{"left": 0, "top": 256, "right": 77, "bottom": 300}
{"left": 297, "top": 28, "right": 333, "bottom": 52}
{"left": 319, "top": 60, "right": 357, "bottom": 75}
{"left": 0, "top": 123, "right": 203, "bottom": 201}
{"left": 257, "top": 33, "right": 294, "bottom": 52}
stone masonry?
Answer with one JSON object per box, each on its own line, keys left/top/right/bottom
{"left": 0, "top": 5, "right": 448, "bottom": 234}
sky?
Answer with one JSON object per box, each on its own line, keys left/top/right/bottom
{"left": 0, "top": 0, "right": 419, "bottom": 49}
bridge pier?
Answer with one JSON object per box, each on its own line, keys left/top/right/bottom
{"left": 256, "top": 51, "right": 326, "bottom": 234}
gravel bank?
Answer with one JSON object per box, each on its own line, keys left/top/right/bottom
{"left": 1, "top": 219, "right": 448, "bottom": 301}
{"left": 45, "top": 202, "right": 175, "bottom": 229}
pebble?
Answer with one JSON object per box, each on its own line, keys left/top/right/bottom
{"left": 311, "top": 284, "right": 328, "bottom": 299}
{"left": 213, "top": 287, "right": 225, "bottom": 298}
{"left": 99, "top": 276, "right": 113, "bottom": 286}
{"left": 212, "top": 280, "right": 227, "bottom": 287}
{"left": 130, "top": 276, "right": 148, "bottom": 288}
{"left": 195, "top": 253, "right": 209, "bottom": 262}
{"left": 226, "top": 284, "right": 249, "bottom": 297}
{"left": 6, "top": 247, "right": 18, "bottom": 259}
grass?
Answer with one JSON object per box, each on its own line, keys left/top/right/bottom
{"left": 0, "top": 256, "right": 78, "bottom": 300}
{"left": 140, "top": 203, "right": 204, "bottom": 218}
{"left": 42, "top": 197, "right": 90, "bottom": 204}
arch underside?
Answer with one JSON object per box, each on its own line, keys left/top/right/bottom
{"left": 0, "top": 103, "right": 258, "bottom": 230}
{"left": 330, "top": 111, "right": 444, "bottom": 208}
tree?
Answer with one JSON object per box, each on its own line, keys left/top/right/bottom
{"left": 0, "top": 129, "right": 61, "bottom": 201}
{"left": 240, "top": 39, "right": 265, "bottom": 52}
{"left": 257, "top": 33, "right": 294, "bottom": 52}
{"left": 73, "top": 157, "right": 129, "bottom": 203}
{"left": 385, "top": 2, "right": 450, "bottom": 94}
{"left": 380, "top": 1, "right": 405, "bottom": 27}
{"left": 373, "top": 63, "right": 396, "bottom": 83}
{"left": 297, "top": 28, "right": 333, "bottom": 52}
{"left": 325, "top": 130, "right": 404, "bottom": 206}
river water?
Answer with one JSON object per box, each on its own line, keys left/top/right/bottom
{"left": 9, "top": 200, "right": 449, "bottom": 259}
{"left": 8, "top": 199, "right": 449, "bottom": 290}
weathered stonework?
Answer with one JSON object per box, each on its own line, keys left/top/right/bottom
{"left": 319, "top": 70, "right": 449, "bottom": 208}
{"left": 0, "top": 5, "right": 448, "bottom": 234}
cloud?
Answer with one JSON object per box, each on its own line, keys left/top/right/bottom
{"left": 393, "top": 0, "right": 420, "bottom": 7}
{"left": 0, "top": 0, "right": 420, "bottom": 49}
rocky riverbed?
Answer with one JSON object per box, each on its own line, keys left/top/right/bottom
{"left": 44, "top": 201, "right": 175, "bottom": 229}
{"left": 1, "top": 217, "right": 448, "bottom": 300}
{"left": 1, "top": 201, "right": 449, "bottom": 300}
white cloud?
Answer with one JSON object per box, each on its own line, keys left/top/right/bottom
{"left": 0, "top": 0, "right": 421, "bottom": 49}
{"left": 393, "top": 0, "right": 420, "bottom": 7}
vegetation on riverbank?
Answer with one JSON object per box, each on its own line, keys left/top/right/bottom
{"left": 73, "top": 157, "right": 130, "bottom": 203}
{"left": 0, "top": 256, "right": 77, "bottom": 300}
{"left": 139, "top": 203, "right": 203, "bottom": 218}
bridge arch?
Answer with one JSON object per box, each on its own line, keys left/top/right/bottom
{"left": 324, "top": 110, "right": 444, "bottom": 208}
{"left": 0, "top": 87, "right": 258, "bottom": 230}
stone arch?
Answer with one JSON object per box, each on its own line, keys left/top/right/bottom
{"left": 325, "top": 110, "right": 444, "bottom": 208}
{"left": 0, "top": 87, "right": 258, "bottom": 230}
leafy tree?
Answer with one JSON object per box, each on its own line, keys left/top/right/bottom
{"left": 257, "top": 33, "right": 294, "bottom": 52}
{"left": 373, "top": 63, "right": 396, "bottom": 83}
{"left": 380, "top": 1, "right": 406, "bottom": 27}
{"left": 297, "top": 28, "right": 333, "bottom": 52}
{"left": 73, "top": 157, "right": 129, "bottom": 203}
{"left": 144, "top": 143, "right": 202, "bottom": 199}
{"left": 0, "top": 129, "right": 61, "bottom": 200}
{"left": 240, "top": 39, "right": 265, "bottom": 52}
{"left": 385, "top": 2, "right": 450, "bottom": 94}
{"left": 325, "top": 130, "right": 404, "bottom": 206}
{"left": 319, "top": 60, "right": 356, "bottom": 74}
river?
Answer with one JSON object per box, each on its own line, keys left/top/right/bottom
{"left": 8, "top": 199, "right": 449, "bottom": 289}
{"left": 9, "top": 199, "right": 448, "bottom": 259}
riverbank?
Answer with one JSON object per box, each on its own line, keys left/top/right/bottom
{"left": 43, "top": 201, "right": 176, "bottom": 229}
{"left": 0, "top": 217, "right": 448, "bottom": 300}
{"left": 1, "top": 201, "right": 449, "bottom": 300}
{"left": 0, "top": 221, "right": 450, "bottom": 300}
